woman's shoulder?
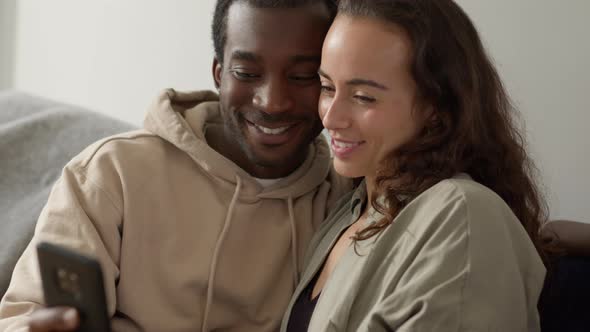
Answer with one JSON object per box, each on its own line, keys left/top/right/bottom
{"left": 398, "top": 174, "right": 518, "bottom": 239}
{"left": 416, "top": 174, "right": 510, "bottom": 214}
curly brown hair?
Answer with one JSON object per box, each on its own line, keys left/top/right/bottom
{"left": 338, "top": 0, "right": 548, "bottom": 259}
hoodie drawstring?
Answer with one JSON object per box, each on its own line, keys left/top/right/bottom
{"left": 201, "top": 176, "right": 242, "bottom": 332}
{"left": 287, "top": 197, "right": 300, "bottom": 288}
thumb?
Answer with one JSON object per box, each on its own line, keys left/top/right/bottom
{"left": 29, "top": 306, "right": 80, "bottom": 331}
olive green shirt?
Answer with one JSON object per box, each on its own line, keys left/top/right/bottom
{"left": 281, "top": 174, "right": 545, "bottom": 332}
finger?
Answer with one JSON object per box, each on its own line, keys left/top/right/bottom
{"left": 29, "top": 307, "right": 79, "bottom": 332}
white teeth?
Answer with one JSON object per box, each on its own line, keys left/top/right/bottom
{"left": 255, "top": 124, "right": 290, "bottom": 135}
{"left": 333, "top": 140, "right": 360, "bottom": 149}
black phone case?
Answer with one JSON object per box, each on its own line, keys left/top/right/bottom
{"left": 37, "top": 242, "right": 111, "bottom": 332}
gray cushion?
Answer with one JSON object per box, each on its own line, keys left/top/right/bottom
{"left": 0, "top": 90, "right": 135, "bottom": 297}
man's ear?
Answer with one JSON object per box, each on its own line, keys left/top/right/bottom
{"left": 212, "top": 57, "right": 222, "bottom": 90}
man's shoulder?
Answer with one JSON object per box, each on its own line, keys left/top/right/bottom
{"left": 66, "top": 129, "right": 173, "bottom": 173}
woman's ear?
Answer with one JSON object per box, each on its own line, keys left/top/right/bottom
{"left": 415, "top": 102, "right": 436, "bottom": 127}
{"left": 417, "top": 104, "right": 439, "bottom": 136}
{"left": 424, "top": 103, "right": 436, "bottom": 122}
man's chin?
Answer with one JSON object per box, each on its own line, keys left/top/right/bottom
{"left": 250, "top": 151, "right": 299, "bottom": 169}
{"left": 248, "top": 145, "right": 309, "bottom": 170}
{"left": 239, "top": 126, "right": 316, "bottom": 172}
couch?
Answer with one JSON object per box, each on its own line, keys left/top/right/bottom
{"left": 0, "top": 90, "right": 134, "bottom": 297}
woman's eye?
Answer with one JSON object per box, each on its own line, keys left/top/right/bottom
{"left": 320, "top": 85, "right": 335, "bottom": 93}
{"left": 354, "top": 95, "right": 376, "bottom": 103}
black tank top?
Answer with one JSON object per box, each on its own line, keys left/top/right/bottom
{"left": 286, "top": 274, "right": 321, "bottom": 332}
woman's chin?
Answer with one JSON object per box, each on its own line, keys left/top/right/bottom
{"left": 333, "top": 160, "right": 365, "bottom": 179}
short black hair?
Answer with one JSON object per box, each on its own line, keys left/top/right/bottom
{"left": 212, "top": 0, "right": 337, "bottom": 64}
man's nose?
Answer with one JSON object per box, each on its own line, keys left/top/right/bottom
{"left": 252, "top": 79, "right": 294, "bottom": 113}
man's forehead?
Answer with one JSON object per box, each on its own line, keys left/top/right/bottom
{"left": 224, "top": 2, "right": 330, "bottom": 62}
{"left": 226, "top": 1, "right": 330, "bottom": 22}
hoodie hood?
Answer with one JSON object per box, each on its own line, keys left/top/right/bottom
{"left": 143, "top": 88, "right": 332, "bottom": 200}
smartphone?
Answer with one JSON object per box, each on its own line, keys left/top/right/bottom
{"left": 37, "top": 242, "right": 111, "bottom": 332}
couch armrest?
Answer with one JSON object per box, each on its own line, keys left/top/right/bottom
{"left": 541, "top": 220, "right": 590, "bottom": 256}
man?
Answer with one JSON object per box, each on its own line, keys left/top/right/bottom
{"left": 0, "top": 0, "right": 349, "bottom": 331}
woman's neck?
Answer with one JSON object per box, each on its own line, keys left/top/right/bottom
{"left": 360, "top": 176, "right": 375, "bottom": 221}
{"left": 364, "top": 175, "right": 376, "bottom": 206}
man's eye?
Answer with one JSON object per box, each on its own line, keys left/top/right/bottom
{"left": 230, "top": 70, "right": 259, "bottom": 80}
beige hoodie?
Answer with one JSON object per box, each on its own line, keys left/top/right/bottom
{"left": 0, "top": 89, "right": 350, "bottom": 331}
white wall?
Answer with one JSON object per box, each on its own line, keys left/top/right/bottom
{"left": 455, "top": 0, "right": 590, "bottom": 221}
{"left": 12, "top": 0, "right": 216, "bottom": 125}
{"left": 7, "top": 0, "right": 590, "bottom": 222}
{"left": 0, "top": 0, "right": 16, "bottom": 89}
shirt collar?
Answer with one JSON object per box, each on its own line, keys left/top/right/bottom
{"left": 350, "top": 179, "right": 367, "bottom": 218}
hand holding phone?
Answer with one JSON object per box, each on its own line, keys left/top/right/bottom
{"left": 28, "top": 306, "right": 79, "bottom": 332}
{"left": 36, "top": 242, "right": 111, "bottom": 332}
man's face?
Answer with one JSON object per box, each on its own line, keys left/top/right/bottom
{"left": 213, "top": 2, "right": 331, "bottom": 178}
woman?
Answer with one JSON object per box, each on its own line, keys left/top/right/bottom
{"left": 282, "top": 0, "right": 547, "bottom": 331}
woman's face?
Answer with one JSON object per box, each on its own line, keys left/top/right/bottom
{"left": 319, "top": 15, "right": 430, "bottom": 179}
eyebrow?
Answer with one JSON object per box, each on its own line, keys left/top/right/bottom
{"left": 230, "top": 50, "right": 321, "bottom": 64}
{"left": 230, "top": 50, "right": 259, "bottom": 62}
{"left": 318, "top": 69, "right": 389, "bottom": 90}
